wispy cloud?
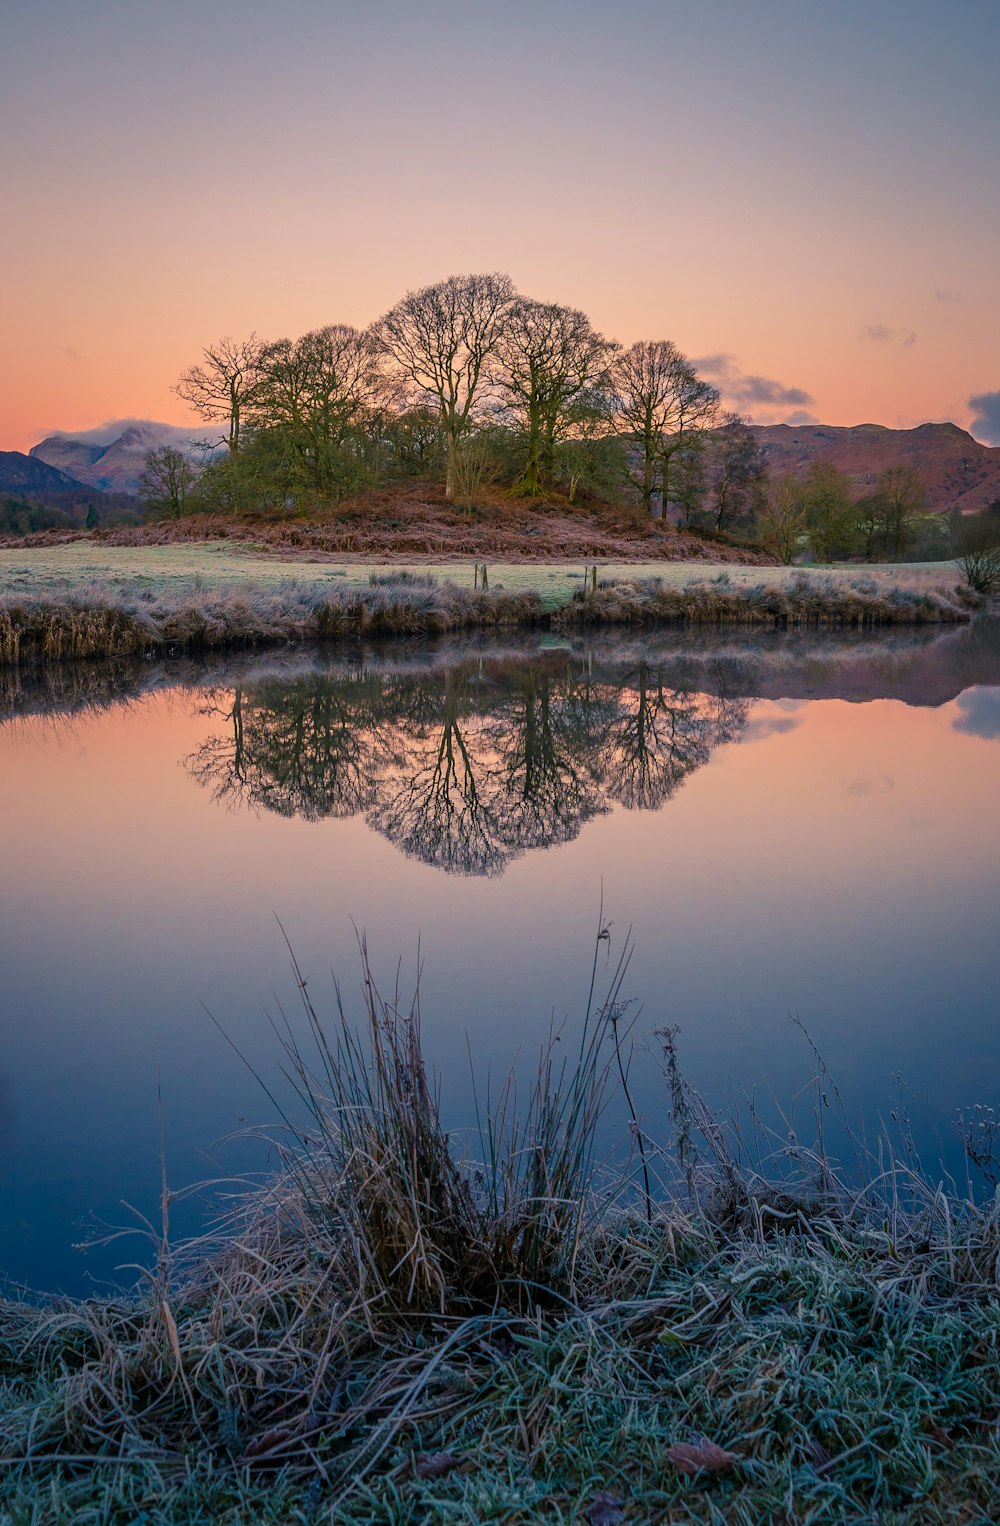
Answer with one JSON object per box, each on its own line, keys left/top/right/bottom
{"left": 933, "top": 288, "right": 963, "bottom": 304}
{"left": 861, "top": 324, "right": 917, "bottom": 348}
{"left": 968, "top": 389, "right": 1000, "bottom": 446}
{"left": 692, "top": 353, "right": 815, "bottom": 410}
{"left": 45, "top": 417, "right": 204, "bottom": 448}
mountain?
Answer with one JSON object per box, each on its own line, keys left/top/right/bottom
{"left": 750, "top": 422, "right": 1000, "bottom": 513}
{"left": 0, "top": 451, "right": 93, "bottom": 497}
{"left": 30, "top": 422, "right": 203, "bottom": 496}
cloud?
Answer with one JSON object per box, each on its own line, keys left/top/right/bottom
{"left": 692, "top": 353, "right": 815, "bottom": 411}
{"left": 968, "top": 390, "right": 1000, "bottom": 446}
{"left": 933, "top": 288, "right": 963, "bottom": 304}
{"left": 782, "top": 410, "right": 819, "bottom": 426}
{"left": 953, "top": 687, "right": 1000, "bottom": 740}
{"left": 48, "top": 417, "right": 204, "bottom": 448}
{"left": 861, "top": 324, "right": 917, "bottom": 349}
{"left": 845, "top": 773, "right": 895, "bottom": 797}
{"left": 743, "top": 712, "right": 802, "bottom": 742}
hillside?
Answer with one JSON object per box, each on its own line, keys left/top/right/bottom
{"left": 93, "top": 481, "right": 777, "bottom": 562}
{"left": 0, "top": 451, "right": 91, "bottom": 497}
{"left": 751, "top": 421, "right": 1000, "bottom": 513}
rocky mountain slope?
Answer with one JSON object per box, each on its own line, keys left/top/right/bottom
{"left": 30, "top": 423, "right": 202, "bottom": 495}
{"left": 751, "top": 422, "right": 1000, "bottom": 513}
{"left": 0, "top": 451, "right": 92, "bottom": 496}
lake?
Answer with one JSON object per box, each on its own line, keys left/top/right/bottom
{"left": 2, "top": 620, "right": 999, "bottom": 1295}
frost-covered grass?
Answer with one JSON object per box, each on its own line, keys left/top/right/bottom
{"left": 0, "top": 550, "right": 975, "bottom": 666}
{"left": 3, "top": 933, "right": 1000, "bottom": 1524}
{"left": 0, "top": 540, "right": 966, "bottom": 606}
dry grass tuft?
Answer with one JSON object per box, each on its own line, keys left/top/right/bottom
{"left": 557, "top": 569, "right": 974, "bottom": 629}
{"left": 0, "top": 565, "right": 973, "bottom": 671}
{"left": 4, "top": 929, "right": 1000, "bottom": 1522}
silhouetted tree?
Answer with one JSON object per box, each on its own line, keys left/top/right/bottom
{"left": 139, "top": 446, "right": 196, "bottom": 519}
{"left": 378, "top": 273, "right": 516, "bottom": 500}
{"left": 704, "top": 413, "right": 768, "bottom": 534}
{"left": 613, "top": 342, "right": 719, "bottom": 514}
{"left": 175, "top": 334, "right": 265, "bottom": 457}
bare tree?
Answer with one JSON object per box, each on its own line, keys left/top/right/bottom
{"left": 705, "top": 412, "right": 768, "bottom": 534}
{"left": 138, "top": 446, "right": 196, "bottom": 519}
{"left": 613, "top": 341, "right": 719, "bottom": 514}
{"left": 757, "top": 477, "right": 806, "bottom": 563}
{"left": 377, "top": 273, "right": 516, "bottom": 500}
{"left": 876, "top": 466, "right": 925, "bottom": 559}
{"left": 174, "top": 334, "right": 265, "bottom": 456}
{"left": 494, "top": 300, "right": 617, "bottom": 495}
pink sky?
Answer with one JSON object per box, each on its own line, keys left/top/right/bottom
{"left": 3, "top": 0, "right": 998, "bottom": 452}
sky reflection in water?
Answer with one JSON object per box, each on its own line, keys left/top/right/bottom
{"left": 1, "top": 622, "right": 999, "bottom": 1294}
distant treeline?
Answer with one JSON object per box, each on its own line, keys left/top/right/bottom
{"left": 0, "top": 489, "right": 140, "bottom": 537}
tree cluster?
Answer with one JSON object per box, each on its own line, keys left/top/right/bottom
{"left": 757, "top": 463, "right": 944, "bottom": 565}
{"left": 160, "top": 272, "right": 769, "bottom": 529}
{"left": 150, "top": 271, "right": 979, "bottom": 571}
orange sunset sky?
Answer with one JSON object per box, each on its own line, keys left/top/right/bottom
{"left": 2, "top": 0, "right": 999, "bottom": 452}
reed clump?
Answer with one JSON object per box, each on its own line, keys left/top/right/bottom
{"left": 0, "top": 567, "right": 975, "bottom": 670}
{"left": 557, "top": 570, "right": 975, "bottom": 629}
{"left": 0, "top": 578, "right": 549, "bottom": 666}
{"left": 4, "top": 931, "right": 1000, "bottom": 1522}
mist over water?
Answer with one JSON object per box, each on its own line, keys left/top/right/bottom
{"left": 2, "top": 621, "right": 999, "bottom": 1295}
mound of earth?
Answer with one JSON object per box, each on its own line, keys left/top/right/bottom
{"left": 90, "top": 482, "right": 775, "bottom": 563}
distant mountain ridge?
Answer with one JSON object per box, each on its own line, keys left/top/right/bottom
{"left": 0, "top": 451, "right": 94, "bottom": 497}
{"left": 30, "top": 422, "right": 203, "bottom": 495}
{"left": 17, "top": 418, "right": 1000, "bottom": 511}
{"left": 750, "top": 422, "right": 1000, "bottom": 514}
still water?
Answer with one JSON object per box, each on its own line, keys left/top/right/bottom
{"left": 1, "top": 622, "right": 999, "bottom": 1294}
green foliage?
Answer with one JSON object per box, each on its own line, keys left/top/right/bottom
{"left": 0, "top": 494, "right": 76, "bottom": 535}
{"left": 855, "top": 466, "right": 926, "bottom": 560}
{"left": 801, "top": 463, "right": 861, "bottom": 562}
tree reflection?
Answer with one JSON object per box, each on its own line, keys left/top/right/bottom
{"left": 186, "top": 651, "right": 750, "bottom": 875}
{"left": 599, "top": 662, "right": 748, "bottom": 810}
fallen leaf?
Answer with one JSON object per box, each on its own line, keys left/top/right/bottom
{"left": 239, "top": 1427, "right": 293, "bottom": 1464}
{"left": 666, "top": 1439, "right": 738, "bottom": 1475}
{"left": 415, "top": 1450, "right": 461, "bottom": 1479}
{"left": 583, "top": 1490, "right": 623, "bottom": 1525}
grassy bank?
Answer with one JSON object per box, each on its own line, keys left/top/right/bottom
{"left": 0, "top": 561, "right": 978, "bottom": 667}
{"left": 3, "top": 937, "right": 1000, "bottom": 1524}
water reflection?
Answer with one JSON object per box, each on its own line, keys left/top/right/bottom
{"left": 185, "top": 658, "right": 750, "bottom": 875}
{"left": 2, "top": 620, "right": 1000, "bottom": 1294}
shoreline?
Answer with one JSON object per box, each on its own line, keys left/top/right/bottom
{"left": 0, "top": 564, "right": 979, "bottom": 668}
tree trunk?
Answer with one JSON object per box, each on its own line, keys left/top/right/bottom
{"left": 445, "top": 431, "right": 458, "bottom": 501}
{"left": 515, "top": 412, "right": 543, "bottom": 496}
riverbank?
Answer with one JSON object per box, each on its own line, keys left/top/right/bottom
{"left": 0, "top": 550, "right": 978, "bottom": 666}
{"left": 3, "top": 941, "right": 999, "bottom": 1524}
